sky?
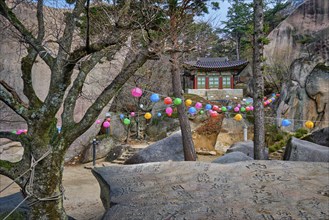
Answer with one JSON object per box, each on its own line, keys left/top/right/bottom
{"left": 198, "top": 0, "right": 253, "bottom": 28}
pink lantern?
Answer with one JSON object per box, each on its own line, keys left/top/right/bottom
{"left": 16, "top": 130, "right": 23, "bottom": 135}
{"left": 212, "top": 105, "right": 219, "bottom": 111}
{"left": 264, "top": 97, "right": 267, "bottom": 100}
{"left": 130, "top": 112, "right": 135, "bottom": 117}
{"left": 96, "top": 119, "right": 101, "bottom": 124}
{"left": 106, "top": 118, "right": 111, "bottom": 122}
{"left": 131, "top": 87, "right": 143, "bottom": 97}
{"left": 237, "top": 104, "right": 241, "bottom": 108}
{"left": 103, "top": 121, "right": 110, "bottom": 128}
{"left": 195, "top": 102, "right": 202, "bottom": 109}
{"left": 210, "top": 111, "right": 218, "bottom": 118}
{"left": 250, "top": 106, "right": 254, "bottom": 111}
{"left": 276, "top": 93, "right": 280, "bottom": 97}
{"left": 165, "top": 107, "right": 173, "bottom": 115}
{"left": 234, "top": 107, "right": 240, "bottom": 112}
{"left": 23, "top": 129, "right": 28, "bottom": 134}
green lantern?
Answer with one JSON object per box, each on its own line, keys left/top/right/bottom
{"left": 221, "top": 106, "right": 227, "bottom": 112}
{"left": 199, "top": 110, "right": 204, "bottom": 114}
{"left": 123, "top": 118, "right": 131, "bottom": 125}
{"left": 241, "top": 107, "right": 246, "bottom": 112}
{"left": 173, "top": 98, "right": 182, "bottom": 105}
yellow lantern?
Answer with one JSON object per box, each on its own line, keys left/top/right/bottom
{"left": 144, "top": 112, "right": 152, "bottom": 120}
{"left": 185, "top": 99, "right": 192, "bottom": 107}
{"left": 234, "top": 114, "right": 243, "bottom": 121}
{"left": 305, "top": 120, "right": 314, "bottom": 129}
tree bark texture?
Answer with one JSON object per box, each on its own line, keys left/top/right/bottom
{"left": 171, "top": 52, "right": 197, "bottom": 161}
{"left": 253, "top": 0, "right": 267, "bottom": 160}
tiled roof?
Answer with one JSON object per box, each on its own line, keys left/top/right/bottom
{"left": 185, "top": 57, "right": 248, "bottom": 70}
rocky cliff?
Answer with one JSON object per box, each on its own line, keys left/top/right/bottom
{"left": 264, "top": 0, "right": 329, "bottom": 130}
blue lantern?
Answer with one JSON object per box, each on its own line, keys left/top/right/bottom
{"left": 227, "top": 106, "right": 232, "bottom": 111}
{"left": 188, "top": 107, "right": 197, "bottom": 114}
{"left": 281, "top": 119, "right": 291, "bottom": 127}
{"left": 150, "top": 94, "right": 160, "bottom": 102}
{"left": 119, "top": 114, "right": 125, "bottom": 119}
{"left": 205, "top": 104, "right": 212, "bottom": 110}
{"left": 157, "top": 112, "right": 162, "bottom": 117}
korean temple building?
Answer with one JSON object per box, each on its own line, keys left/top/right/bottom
{"left": 183, "top": 57, "right": 249, "bottom": 100}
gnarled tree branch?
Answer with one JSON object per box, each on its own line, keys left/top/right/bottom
{"left": 0, "top": 0, "right": 55, "bottom": 67}
{"left": 62, "top": 45, "right": 121, "bottom": 127}
{"left": 0, "top": 81, "right": 29, "bottom": 119}
{"left": 66, "top": 46, "right": 155, "bottom": 145}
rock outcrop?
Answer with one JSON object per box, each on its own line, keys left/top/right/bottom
{"left": 263, "top": 0, "right": 329, "bottom": 130}
{"left": 226, "top": 140, "right": 269, "bottom": 159}
{"left": 92, "top": 161, "right": 329, "bottom": 219}
{"left": 283, "top": 137, "right": 329, "bottom": 162}
{"left": 302, "top": 127, "right": 329, "bottom": 147}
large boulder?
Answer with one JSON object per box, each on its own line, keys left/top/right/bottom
{"left": 80, "top": 137, "right": 117, "bottom": 163}
{"left": 215, "top": 118, "right": 254, "bottom": 154}
{"left": 212, "top": 152, "right": 253, "bottom": 164}
{"left": 124, "top": 132, "right": 184, "bottom": 164}
{"left": 263, "top": 0, "right": 329, "bottom": 130}
{"left": 283, "top": 137, "right": 329, "bottom": 162}
{"left": 226, "top": 140, "right": 269, "bottom": 159}
{"left": 302, "top": 127, "right": 329, "bottom": 147}
{"left": 92, "top": 161, "right": 329, "bottom": 219}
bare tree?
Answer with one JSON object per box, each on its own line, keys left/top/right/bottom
{"left": 0, "top": 0, "right": 160, "bottom": 218}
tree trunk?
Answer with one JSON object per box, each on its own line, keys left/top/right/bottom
{"left": 171, "top": 52, "right": 197, "bottom": 161}
{"left": 21, "top": 140, "right": 67, "bottom": 219}
{"left": 253, "top": 0, "right": 267, "bottom": 160}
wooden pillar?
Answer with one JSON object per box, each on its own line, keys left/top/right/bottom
{"left": 230, "top": 75, "right": 234, "bottom": 89}
{"left": 205, "top": 76, "right": 209, "bottom": 89}
{"left": 194, "top": 76, "right": 197, "bottom": 89}
{"left": 219, "top": 76, "right": 223, "bottom": 89}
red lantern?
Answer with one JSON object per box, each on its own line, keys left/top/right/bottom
{"left": 212, "top": 105, "right": 219, "bottom": 111}
{"left": 106, "top": 118, "right": 111, "bottom": 122}
{"left": 210, "top": 111, "right": 218, "bottom": 118}
{"left": 164, "top": 97, "right": 172, "bottom": 105}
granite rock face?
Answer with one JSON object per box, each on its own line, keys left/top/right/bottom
{"left": 212, "top": 152, "right": 253, "bottom": 164}
{"left": 124, "top": 132, "right": 184, "bottom": 164}
{"left": 283, "top": 137, "right": 329, "bottom": 162}
{"left": 92, "top": 161, "right": 329, "bottom": 220}
{"left": 302, "top": 127, "right": 329, "bottom": 147}
{"left": 80, "top": 137, "right": 117, "bottom": 163}
{"left": 263, "top": 0, "right": 329, "bottom": 130}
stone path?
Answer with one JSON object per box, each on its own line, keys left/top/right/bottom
{"left": 93, "top": 161, "right": 329, "bottom": 220}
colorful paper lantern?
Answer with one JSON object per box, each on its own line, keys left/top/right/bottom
{"left": 199, "top": 110, "right": 204, "bottom": 114}
{"left": 144, "top": 112, "right": 152, "bottom": 120}
{"left": 249, "top": 106, "right": 254, "bottom": 111}
{"left": 150, "top": 93, "right": 160, "bottom": 102}
{"left": 11, "top": 130, "right": 16, "bottom": 134}
{"left": 123, "top": 118, "right": 130, "bottom": 125}
{"left": 185, "top": 99, "right": 192, "bottom": 106}
{"left": 210, "top": 111, "right": 218, "bottom": 118}
{"left": 227, "top": 106, "right": 232, "bottom": 111}
{"left": 246, "top": 106, "right": 250, "bottom": 111}
{"left": 195, "top": 102, "right": 202, "bottom": 109}
{"left": 188, "top": 107, "right": 197, "bottom": 114}
{"left": 57, "top": 127, "right": 61, "bottom": 134}
{"left": 212, "top": 105, "right": 219, "bottom": 111}
{"left": 221, "top": 106, "right": 227, "bottom": 112}
{"left": 234, "top": 114, "right": 243, "bottom": 121}
{"left": 23, "top": 129, "right": 28, "bottom": 134}
{"left": 276, "top": 94, "right": 280, "bottom": 97}
{"left": 164, "top": 97, "right": 172, "bottom": 105}
{"left": 165, "top": 107, "right": 173, "bottom": 115}
{"left": 234, "top": 107, "right": 240, "bottom": 112}
{"left": 264, "top": 97, "right": 267, "bottom": 100}
{"left": 174, "top": 98, "right": 182, "bottom": 105}
{"left": 205, "top": 104, "right": 212, "bottom": 110}
{"left": 103, "top": 121, "right": 110, "bottom": 128}
{"left": 119, "top": 114, "right": 125, "bottom": 119}
{"left": 131, "top": 87, "right": 143, "bottom": 97}
{"left": 106, "top": 118, "right": 111, "bottom": 122}
{"left": 157, "top": 112, "right": 162, "bottom": 117}
{"left": 305, "top": 121, "right": 314, "bottom": 129}
{"left": 130, "top": 112, "right": 135, "bottom": 117}
{"left": 237, "top": 104, "right": 241, "bottom": 108}
{"left": 281, "top": 119, "right": 291, "bottom": 127}
{"left": 96, "top": 119, "right": 101, "bottom": 124}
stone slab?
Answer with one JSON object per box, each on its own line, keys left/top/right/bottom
{"left": 92, "top": 161, "right": 329, "bottom": 220}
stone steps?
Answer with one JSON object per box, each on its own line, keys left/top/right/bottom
{"left": 111, "top": 146, "right": 143, "bottom": 165}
